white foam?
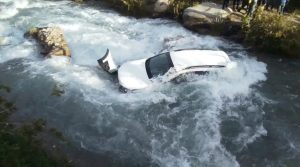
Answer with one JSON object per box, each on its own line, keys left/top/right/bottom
{"left": 0, "top": 0, "right": 29, "bottom": 19}
{"left": 0, "top": 1, "right": 269, "bottom": 167}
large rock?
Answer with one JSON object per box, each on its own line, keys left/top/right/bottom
{"left": 183, "top": 2, "right": 243, "bottom": 37}
{"left": 25, "top": 27, "right": 71, "bottom": 58}
{"left": 183, "top": 3, "right": 229, "bottom": 26}
{"left": 144, "top": 0, "right": 170, "bottom": 15}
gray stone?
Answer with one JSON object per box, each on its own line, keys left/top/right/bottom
{"left": 183, "top": 2, "right": 230, "bottom": 27}
{"left": 182, "top": 2, "right": 243, "bottom": 37}
{"left": 144, "top": 0, "right": 170, "bottom": 15}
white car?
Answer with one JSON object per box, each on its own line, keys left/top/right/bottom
{"left": 98, "top": 49, "right": 231, "bottom": 91}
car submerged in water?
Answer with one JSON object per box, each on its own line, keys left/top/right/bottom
{"left": 98, "top": 49, "right": 232, "bottom": 92}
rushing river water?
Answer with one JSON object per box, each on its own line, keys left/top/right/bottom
{"left": 0, "top": 0, "right": 299, "bottom": 167}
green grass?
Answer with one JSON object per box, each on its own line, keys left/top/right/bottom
{"left": 242, "top": 7, "right": 300, "bottom": 57}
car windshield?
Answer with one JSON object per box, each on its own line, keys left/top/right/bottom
{"left": 145, "top": 52, "right": 174, "bottom": 79}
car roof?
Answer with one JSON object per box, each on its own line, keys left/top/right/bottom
{"left": 169, "top": 49, "right": 230, "bottom": 71}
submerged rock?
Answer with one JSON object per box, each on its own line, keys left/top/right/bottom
{"left": 183, "top": 2, "right": 243, "bottom": 37}
{"left": 25, "top": 27, "right": 71, "bottom": 58}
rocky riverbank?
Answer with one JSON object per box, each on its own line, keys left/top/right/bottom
{"left": 24, "top": 0, "right": 298, "bottom": 58}
{"left": 73, "top": 1, "right": 244, "bottom": 38}
{"left": 182, "top": 3, "right": 244, "bottom": 41}
{"left": 72, "top": 0, "right": 299, "bottom": 57}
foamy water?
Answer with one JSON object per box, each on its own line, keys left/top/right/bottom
{"left": 0, "top": 0, "right": 271, "bottom": 166}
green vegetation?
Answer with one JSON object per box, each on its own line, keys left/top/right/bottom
{"left": 0, "top": 85, "right": 71, "bottom": 167}
{"left": 120, "top": 0, "right": 144, "bottom": 14}
{"left": 242, "top": 7, "right": 300, "bottom": 57}
{"left": 168, "top": 0, "right": 199, "bottom": 18}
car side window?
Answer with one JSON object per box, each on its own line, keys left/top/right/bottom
{"left": 145, "top": 52, "right": 174, "bottom": 79}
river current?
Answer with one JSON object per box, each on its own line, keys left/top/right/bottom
{"left": 0, "top": 0, "right": 299, "bottom": 167}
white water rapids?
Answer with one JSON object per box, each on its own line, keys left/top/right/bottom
{"left": 0, "top": 0, "right": 269, "bottom": 166}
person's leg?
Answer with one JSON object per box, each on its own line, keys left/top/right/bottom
{"left": 264, "top": 0, "right": 268, "bottom": 5}
{"left": 270, "top": 0, "right": 274, "bottom": 9}
{"left": 237, "top": 0, "right": 241, "bottom": 9}
{"left": 247, "top": 0, "right": 252, "bottom": 10}
{"left": 241, "top": 0, "right": 249, "bottom": 11}
{"left": 238, "top": 0, "right": 241, "bottom": 6}
{"left": 253, "top": 0, "right": 258, "bottom": 12}
{"left": 242, "top": 0, "right": 247, "bottom": 8}
{"left": 264, "top": 0, "right": 268, "bottom": 9}
{"left": 248, "top": 0, "right": 257, "bottom": 17}
{"left": 233, "top": 0, "right": 237, "bottom": 10}
{"left": 258, "top": 0, "right": 261, "bottom": 5}
{"left": 247, "top": 1, "right": 252, "bottom": 15}
{"left": 279, "top": 1, "right": 286, "bottom": 14}
{"left": 223, "top": 0, "right": 226, "bottom": 9}
{"left": 278, "top": 1, "right": 282, "bottom": 13}
{"left": 278, "top": 4, "right": 282, "bottom": 14}
{"left": 223, "top": 0, "right": 228, "bottom": 9}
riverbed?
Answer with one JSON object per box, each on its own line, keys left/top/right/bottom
{"left": 0, "top": 0, "right": 299, "bottom": 167}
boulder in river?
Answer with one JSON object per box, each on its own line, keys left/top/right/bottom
{"left": 144, "top": 0, "right": 170, "bottom": 15}
{"left": 183, "top": 2, "right": 243, "bottom": 37}
{"left": 25, "top": 27, "right": 71, "bottom": 58}
{"left": 183, "top": 3, "right": 229, "bottom": 26}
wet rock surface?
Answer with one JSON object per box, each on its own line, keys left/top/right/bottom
{"left": 25, "top": 27, "right": 71, "bottom": 58}
{"left": 183, "top": 2, "right": 243, "bottom": 38}
{"left": 183, "top": 3, "right": 230, "bottom": 26}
